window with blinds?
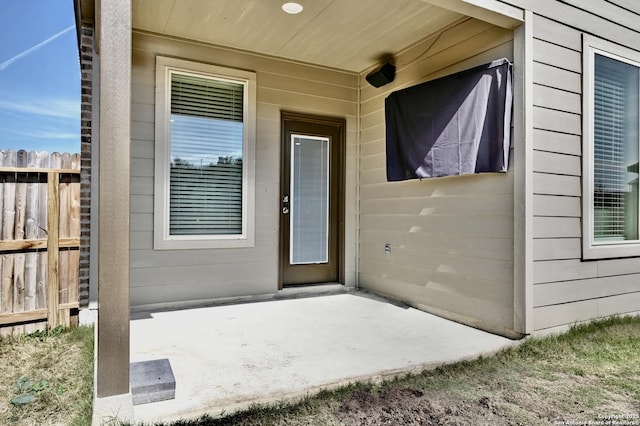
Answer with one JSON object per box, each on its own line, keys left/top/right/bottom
{"left": 593, "top": 53, "right": 639, "bottom": 243}
{"left": 169, "top": 73, "right": 244, "bottom": 235}
{"left": 154, "top": 56, "right": 256, "bottom": 250}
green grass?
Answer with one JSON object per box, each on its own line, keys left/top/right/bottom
{"left": 139, "top": 316, "right": 640, "bottom": 426}
{"left": 0, "top": 325, "right": 94, "bottom": 426}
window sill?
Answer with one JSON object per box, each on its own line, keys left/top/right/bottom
{"left": 154, "top": 235, "right": 255, "bottom": 250}
{"left": 582, "top": 242, "right": 640, "bottom": 260}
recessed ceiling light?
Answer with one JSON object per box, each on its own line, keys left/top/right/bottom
{"left": 282, "top": 2, "right": 303, "bottom": 14}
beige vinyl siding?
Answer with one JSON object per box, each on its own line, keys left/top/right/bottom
{"left": 129, "top": 31, "right": 358, "bottom": 309}
{"left": 523, "top": 7, "right": 640, "bottom": 331}
{"left": 357, "top": 18, "right": 516, "bottom": 335}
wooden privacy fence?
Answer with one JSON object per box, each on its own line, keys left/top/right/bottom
{"left": 0, "top": 150, "right": 80, "bottom": 335}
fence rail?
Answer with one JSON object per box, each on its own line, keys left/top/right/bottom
{"left": 0, "top": 150, "right": 80, "bottom": 335}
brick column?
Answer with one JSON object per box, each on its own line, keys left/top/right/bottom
{"left": 79, "top": 22, "right": 93, "bottom": 308}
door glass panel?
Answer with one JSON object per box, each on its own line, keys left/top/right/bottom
{"left": 290, "top": 135, "right": 330, "bottom": 264}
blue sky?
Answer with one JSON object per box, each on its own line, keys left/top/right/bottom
{"left": 0, "top": 0, "right": 80, "bottom": 154}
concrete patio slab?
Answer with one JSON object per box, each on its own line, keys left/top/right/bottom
{"left": 130, "top": 292, "right": 518, "bottom": 423}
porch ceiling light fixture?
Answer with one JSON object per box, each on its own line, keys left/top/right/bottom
{"left": 282, "top": 2, "right": 303, "bottom": 14}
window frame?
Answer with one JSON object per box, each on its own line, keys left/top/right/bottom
{"left": 154, "top": 56, "right": 256, "bottom": 250}
{"left": 582, "top": 35, "right": 640, "bottom": 259}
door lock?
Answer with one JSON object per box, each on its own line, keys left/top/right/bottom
{"left": 282, "top": 207, "right": 289, "bottom": 214}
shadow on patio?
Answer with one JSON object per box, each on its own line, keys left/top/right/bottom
{"left": 129, "top": 291, "right": 518, "bottom": 423}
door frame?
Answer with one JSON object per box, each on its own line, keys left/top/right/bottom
{"left": 279, "top": 111, "right": 346, "bottom": 289}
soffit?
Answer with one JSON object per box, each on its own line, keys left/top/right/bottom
{"left": 132, "top": 0, "right": 463, "bottom": 72}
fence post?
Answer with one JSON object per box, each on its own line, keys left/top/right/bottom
{"left": 47, "top": 171, "right": 60, "bottom": 328}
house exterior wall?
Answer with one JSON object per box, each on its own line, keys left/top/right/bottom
{"left": 129, "top": 32, "right": 358, "bottom": 309}
{"left": 105, "top": 0, "right": 640, "bottom": 333}
{"left": 357, "top": 18, "right": 517, "bottom": 336}
{"left": 500, "top": 0, "right": 640, "bottom": 331}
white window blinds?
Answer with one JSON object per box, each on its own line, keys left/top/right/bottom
{"left": 593, "top": 54, "right": 639, "bottom": 242}
{"left": 290, "top": 135, "right": 330, "bottom": 264}
{"left": 169, "top": 72, "right": 245, "bottom": 235}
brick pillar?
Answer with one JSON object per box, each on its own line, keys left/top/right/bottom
{"left": 79, "top": 22, "right": 93, "bottom": 308}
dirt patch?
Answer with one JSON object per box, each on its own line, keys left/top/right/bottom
{"left": 334, "top": 369, "right": 640, "bottom": 426}
{"left": 337, "top": 387, "right": 517, "bottom": 426}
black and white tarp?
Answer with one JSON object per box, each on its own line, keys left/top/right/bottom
{"left": 385, "top": 58, "right": 513, "bottom": 181}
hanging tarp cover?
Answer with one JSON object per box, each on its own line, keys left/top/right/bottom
{"left": 385, "top": 58, "right": 513, "bottom": 181}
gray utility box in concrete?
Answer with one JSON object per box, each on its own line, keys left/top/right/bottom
{"left": 130, "top": 358, "right": 176, "bottom": 405}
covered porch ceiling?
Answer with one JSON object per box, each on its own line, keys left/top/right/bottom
{"left": 132, "top": 0, "right": 469, "bottom": 72}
